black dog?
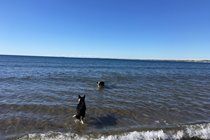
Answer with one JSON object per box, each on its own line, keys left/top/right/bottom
{"left": 97, "top": 81, "right": 105, "bottom": 88}
{"left": 73, "top": 95, "right": 86, "bottom": 124}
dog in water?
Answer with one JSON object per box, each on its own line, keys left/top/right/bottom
{"left": 97, "top": 81, "right": 105, "bottom": 88}
{"left": 73, "top": 95, "right": 86, "bottom": 124}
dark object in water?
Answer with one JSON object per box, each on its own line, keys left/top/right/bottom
{"left": 97, "top": 81, "right": 105, "bottom": 88}
{"left": 73, "top": 95, "right": 86, "bottom": 124}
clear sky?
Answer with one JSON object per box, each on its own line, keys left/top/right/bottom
{"left": 0, "top": 0, "right": 210, "bottom": 60}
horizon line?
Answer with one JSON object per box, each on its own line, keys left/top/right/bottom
{"left": 0, "top": 54, "right": 209, "bottom": 62}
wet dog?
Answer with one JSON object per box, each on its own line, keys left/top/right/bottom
{"left": 73, "top": 95, "right": 86, "bottom": 124}
{"left": 97, "top": 81, "right": 105, "bottom": 88}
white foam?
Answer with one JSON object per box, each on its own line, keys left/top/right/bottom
{"left": 171, "top": 130, "right": 184, "bottom": 139}
{"left": 18, "top": 123, "right": 210, "bottom": 140}
{"left": 96, "top": 130, "right": 168, "bottom": 140}
{"left": 186, "top": 123, "right": 210, "bottom": 139}
{"left": 20, "top": 132, "right": 88, "bottom": 140}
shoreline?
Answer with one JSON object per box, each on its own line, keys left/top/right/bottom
{"left": 18, "top": 122, "right": 210, "bottom": 140}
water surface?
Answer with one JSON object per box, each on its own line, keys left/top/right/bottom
{"left": 0, "top": 55, "right": 210, "bottom": 139}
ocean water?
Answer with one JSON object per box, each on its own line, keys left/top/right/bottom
{"left": 0, "top": 55, "right": 210, "bottom": 140}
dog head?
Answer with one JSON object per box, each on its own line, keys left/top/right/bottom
{"left": 78, "top": 95, "right": 85, "bottom": 103}
{"left": 97, "top": 81, "right": 104, "bottom": 88}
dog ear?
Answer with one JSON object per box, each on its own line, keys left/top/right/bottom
{"left": 83, "top": 95, "right": 85, "bottom": 98}
{"left": 78, "top": 95, "right": 81, "bottom": 98}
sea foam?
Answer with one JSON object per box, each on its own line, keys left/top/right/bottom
{"left": 18, "top": 123, "right": 210, "bottom": 140}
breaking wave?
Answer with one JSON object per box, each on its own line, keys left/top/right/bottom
{"left": 18, "top": 123, "right": 210, "bottom": 140}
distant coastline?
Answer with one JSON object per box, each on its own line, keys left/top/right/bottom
{"left": 0, "top": 54, "right": 209, "bottom": 63}
{"left": 171, "top": 60, "right": 210, "bottom": 63}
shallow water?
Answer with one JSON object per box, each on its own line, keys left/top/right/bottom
{"left": 0, "top": 55, "right": 210, "bottom": 139}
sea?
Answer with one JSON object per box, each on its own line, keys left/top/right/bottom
{"left": 0, "top": 55, "right": 210, "bottom": 140}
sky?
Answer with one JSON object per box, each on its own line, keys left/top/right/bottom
{"left": 0, "top": 0, "right": 210, "bottom": 60}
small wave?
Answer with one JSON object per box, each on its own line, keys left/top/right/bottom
{"left": 0, "top": 76, "right": 33, "bottom": 81}
{"left": 18, "top": 123, "right": 210, "bottom": 140}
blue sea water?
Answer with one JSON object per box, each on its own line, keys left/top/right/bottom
{"left": 0, "top": 55, "right": 210, "bottom": 140}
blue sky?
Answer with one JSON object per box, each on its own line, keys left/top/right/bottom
{"left": 0, "top": 0, "right": 210, "bottom": 60}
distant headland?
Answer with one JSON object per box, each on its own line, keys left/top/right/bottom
{"left": 173, "top": 60, "right": 210, "bottom": 63}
